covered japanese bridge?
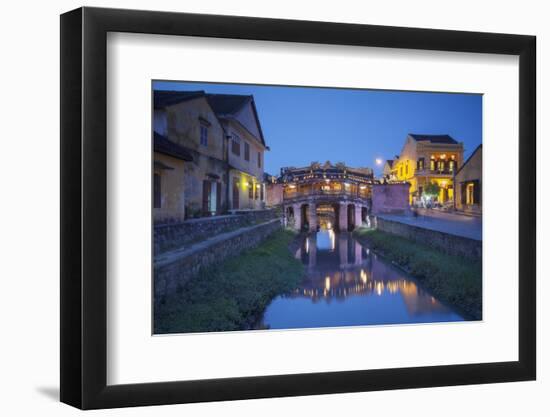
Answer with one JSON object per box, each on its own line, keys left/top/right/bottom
{"left": 279, "top": 162, "right": 375, "bottom": 231}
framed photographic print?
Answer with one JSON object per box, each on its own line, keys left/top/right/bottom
{"left": 60, "top": 6, "right": 536, "bottom": 410}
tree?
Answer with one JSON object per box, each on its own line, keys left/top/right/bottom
{"left": 424, "top": 182, "right": 440, "bottom": 198}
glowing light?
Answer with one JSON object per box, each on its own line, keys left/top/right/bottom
{"left": 375, "top": 158, "right": 383, "bottom": 165}
{"left": 440, "top": 154, "right": 447, "bottom": 159}
{"left": 328, "top": 229, "right": 336, "bottom": 250}
{"left": 305, "top": 238, "right": 310, "bottom": 254}
{"left": 325, "top": 277, "right": 331, "bottom": 292}
{"left": 360, "top": 269, "right": 368, "bottom": 284}
{"left": 360, "top": 185, "right": 367, "bottom": 190}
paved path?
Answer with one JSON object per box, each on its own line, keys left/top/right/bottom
{"left": 377, "top": 209, "right": 482, "bottom": 241}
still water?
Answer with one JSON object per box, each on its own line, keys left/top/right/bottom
{"left": 258, "top": 227, "right": 464, "bottom": 330}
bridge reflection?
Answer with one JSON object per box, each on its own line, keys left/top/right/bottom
{"left": 291, "top": 229, "right": 455, "bottom": 317}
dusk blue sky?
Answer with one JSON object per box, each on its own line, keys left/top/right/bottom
{"left": 154, "top": 81, "right": 482, "bottom": 176}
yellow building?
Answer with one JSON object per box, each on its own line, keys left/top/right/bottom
{"left": 390, "top": 134, "right": 464, "bottom": 205}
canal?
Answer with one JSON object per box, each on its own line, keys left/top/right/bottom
{"left": 257, "top": 226, "right": 464, "bottom": 330}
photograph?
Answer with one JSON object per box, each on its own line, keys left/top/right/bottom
{"left": 152, "top": 81, "right": 483, "bottom": 335}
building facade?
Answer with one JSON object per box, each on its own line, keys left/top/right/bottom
{"left": 454, "top": 144, "right": 482, "bottom": 216}
{"left": 153, "top": 132, "right": 194, "bottom": 223}
{"left": 390, "top": 134, "right": 464, "bottom": 205}
{"left": 265, "top": 173, "right": 284, "bottom": 207}
{"left": 207, "top": 94, "right": 268, "bottom": 211}
{"left": 382, "top": 158, "right": 398, "bottom": 181}
{"left": 153, "top": 90, "right": 268, "bottom": 221}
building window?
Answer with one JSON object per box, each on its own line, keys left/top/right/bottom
{"left": 257, "top": 151, "right": 262, "bottom": 168}
{"left": 417, "top": 158, "right": 425, "bottom": 171}
{"left": 437, "top": 160, "right": 445, "bottom": 172}
{"left": 202, "top": 180, "right": 220, "bottom": 215}
{"left": 248, "top": 182, "right": 254, "bottom": 200}
{"left": 232, "top": 177, "right": 240, "bottom": 209}
{"left": 200, "top": 125, "right": 208, "bottom": 146}
{"left": 244, "top": 142, "right": 250, "bottom": 161}
{"left": 430, "top": 158, "right": 435, "bottom": 171}
{"left": 405, "top": 162, "right": 409, "bottom": 176}
{"left": 466, "top": 183, "right": 475, "bottom": 205}
{"left": 260, "top": 184, "right": 264, "bottom": 201}
{"left": 153, "top": 173, "right": 161, "bottom": 208}
{"left": 449, "top": 160, "right": 455, "bottom": 172}
{"left": 231, "top": 134, "right": 241, "bottom": 156}
{"left": 255, "top": 184, "right": 260, "bottom": 200}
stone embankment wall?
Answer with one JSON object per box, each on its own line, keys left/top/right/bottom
{"left": 154, "top": 218, "right": 282, "bottom": 303}
{"left": 154, "top": 209, "right": 278, "bottom": 255}
{"left": 376, "top": 217, "right": 481, "bottom": 261}
{"left": 371, "top": 183, "right": 411, "bottom": 215}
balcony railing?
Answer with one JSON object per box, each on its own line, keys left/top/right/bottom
{"left": 283, "top": 188, "right": 370, "bottom": 202}
{"left": 415, "top": 168, "right": 455, "bottom": 176}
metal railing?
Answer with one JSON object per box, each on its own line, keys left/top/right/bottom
{"left": 283, "top": 188, "right": 370, "bottom": 202}
{"left": 415, "top": 168, "right": 455, "bottom": 176}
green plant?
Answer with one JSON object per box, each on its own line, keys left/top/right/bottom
{"left": 423, "top": 182, "right": 440, "bottom": 198}
{"left": 154, "top": 229, "right": 304, "bottom": 334}
{"left": 353, "top": 228, "right": 482, "bottom": 319}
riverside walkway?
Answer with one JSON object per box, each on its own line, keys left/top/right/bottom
{"left": 377, "top": 208, "right": 482, "bottom": 241}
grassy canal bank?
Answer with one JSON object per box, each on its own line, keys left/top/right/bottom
{"left": 353, "top": 227, "right": 482, "bottom": 320}
{"left": 154, "top": 229, "right": 304, "bottom": 334}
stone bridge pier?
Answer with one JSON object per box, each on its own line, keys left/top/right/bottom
{"left": 308, "top": 203, "right": 318, "bottom": 232}
{"left": 338, "top": 202, "right": 365, "bottom": 231}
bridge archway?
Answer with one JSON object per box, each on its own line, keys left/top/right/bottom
{"left": 286, "top": 200, "right": 367, "bottom": 232}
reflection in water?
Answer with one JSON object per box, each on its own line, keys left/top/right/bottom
{"left": 257, "top": 226, "right": 464, "bottom": 330}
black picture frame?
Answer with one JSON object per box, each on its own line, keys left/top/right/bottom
{"left": 60, "top": 6, "right": 536, "bottom": 410}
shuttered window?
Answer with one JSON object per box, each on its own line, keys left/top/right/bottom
{"left": 244, "top": 142, "right": 250, "bottom": 161}
{"left": 231, "top": 134, "right": 241, "bottom": 156}
{"left": 472, "top": 180, "right": 481, "bottom": 205}
{"left": 461, "top": 180, "right": 481, "bottom": 206}
{"left": 202, "top": 180, "right": 211, "bottom": 215}
{"left": 200, "top": 125, "right": 208, "bottom": 146}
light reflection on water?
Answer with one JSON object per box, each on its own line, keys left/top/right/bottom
{"left": 257, "top": 228, "right": 464, "bottom": 330}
